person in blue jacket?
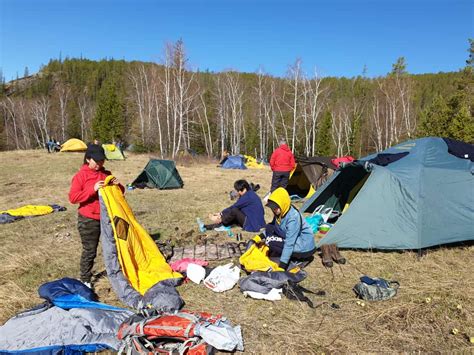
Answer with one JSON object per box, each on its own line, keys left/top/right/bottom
{"left": 197, "top": 179, "right": 265, "bottom": 233}
{"left": 265, "top": 187, "right": 316, "bottom": 270}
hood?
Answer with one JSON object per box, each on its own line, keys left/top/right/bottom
{"left": 268, "top": 187, "right": 291, "bottom": 219}
{"left": 279, "top": 144, "right": 291, "bottom": 152}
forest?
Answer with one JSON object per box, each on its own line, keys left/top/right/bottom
{"left": 1, "top": 39, "right": 473, "bottom": 158}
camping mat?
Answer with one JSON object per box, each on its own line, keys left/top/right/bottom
{"left": 159, "top": 240, "right": 248, "bottom": 263}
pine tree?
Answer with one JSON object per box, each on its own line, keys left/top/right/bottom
{"left": 349, "top": 114, "right": 362, "bottom": 157}
{"left": 416, "top": 95, "right": 450, "bottom": 137}
{"left": 92, "top": 78, "right": 125, "bottom": 142}
{"left": 316, "top": 111, "right": 333, "bottom": 155}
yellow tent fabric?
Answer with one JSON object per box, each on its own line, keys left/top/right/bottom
{"left": 100, "top": 176, "right": 182, "bottom": 295}
{"left": 102, "top": 144, "right": 125, "bottom": 160}
{"left": 239, "top": 235, "right": 284, "bottom": 272}
{"left": 1, "top": 205, "right": 53, "bottom": 217}
{"left": 244, "top": 155, "right": 265, "bottom": 169}
{"left": 60, "top": 138, "right": 88, "bottom": 152}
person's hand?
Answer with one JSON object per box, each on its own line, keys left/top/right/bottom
{"left": 110, "top": 177, "right": 120, "bottom": 185}
{"left": 94, "top": 180, "right": 104, "bottom": 191}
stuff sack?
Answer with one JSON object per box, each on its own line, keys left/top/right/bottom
{"left": 353, "top": 276, "right": 399, "bottom": 301}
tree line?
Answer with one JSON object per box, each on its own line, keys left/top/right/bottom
{"left": 1, "top": 39, "right": 472, "bottom": 158}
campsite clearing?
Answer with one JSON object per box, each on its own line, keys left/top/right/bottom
{"left": 0, "top": 150, "right": 472, "bottom": 353}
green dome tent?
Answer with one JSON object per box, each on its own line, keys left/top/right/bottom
{"left": 302, "top": 137, "right": 474, "bottom": 250}
{"left": 131, "top": 159, "right": 184, "bottom": 189}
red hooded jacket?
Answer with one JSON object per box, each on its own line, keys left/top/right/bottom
{"left": 69, "top": 164, "right": 124, "bottom": 220}
{"left": 270, "top": 144, "right": 296, "bottom": 172}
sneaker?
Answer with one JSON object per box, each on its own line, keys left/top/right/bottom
{"left": 196, "top": 218, "right": 206, "bottom": 233}
{"left": 214, "top": 225, "right": 231, "bottom": 232}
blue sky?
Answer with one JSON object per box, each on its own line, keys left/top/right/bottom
{"left": 0, "top": 0, "right": 472, "bottom": 81}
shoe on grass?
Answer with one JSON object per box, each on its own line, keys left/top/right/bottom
{"left": 196, "top": 218, "right": 206, "bottom": 233}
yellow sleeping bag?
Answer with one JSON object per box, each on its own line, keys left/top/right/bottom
{"left": 1, "top": 205, "right": 54, "bottom": 216}
{"left": 100, "top": 176, "right": 182, "bottom": 295}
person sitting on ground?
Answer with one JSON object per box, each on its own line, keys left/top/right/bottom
{"left": 217, "top": 149, "right": 230, "bottom": 166}
{"left": 197, "top": 179, "right": 265, "bottom": 233}
{"left": 264, "top": 187, "right": 316, "bottom": 270}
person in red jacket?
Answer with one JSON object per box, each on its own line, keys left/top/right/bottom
{"left": 69, "top": 144, "right": 124, "bottom": 288}
{"left": 269, "top": 138, "right": 296, "bottom": 192}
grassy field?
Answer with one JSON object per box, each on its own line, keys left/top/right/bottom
{"left": 0, "top": 149, "right": 472, "bottom": 353}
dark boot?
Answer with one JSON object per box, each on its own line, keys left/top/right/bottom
{"left": 320, "top": 244, "right": 333, "bottom": 268}
{"left": 329, "top": 244, "right": 346, "bottom": 264}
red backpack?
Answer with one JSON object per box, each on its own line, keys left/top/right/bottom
{"left": 118, "top": 309, "right": 223, "bottom": 354}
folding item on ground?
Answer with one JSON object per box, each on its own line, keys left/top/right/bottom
{"left": 99, "top": 176, "right": 183, "bottom": 310}
{"left": 203, "top": 263, "right": 241, "bottom": 292}
{"left": 162, "top": 240, "right": 248, "bottom": 262}
{"left": 0, "top": 204, "right": 67, "bottom": 224}
{"left": 302, "top": 137, "right": 474, "bottom": 249}
{"left": 353, "top": 276, "right": 400, "bottom": 301}
{"left": 118, "top": 308, "right": 244, "bottom": 353}
{"left": 0, "top": 278, "right": 133, "bottom": 353}
{"left": 239, "top": 236, "right": 284, "bottom": 272}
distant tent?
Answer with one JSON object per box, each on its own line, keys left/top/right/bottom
{"left": 131, "top": 159, "right": 184, "bottom": 189}
{"left": 60, "top": 138, "right": 87, "bottom": 152}
{"left": 286, "top": 156, "right": 337, "bottom": 199}
{"left": 244, "top": 155, "right": 265, "bottom": 169}
{"left": 102, "top": 144, "right": 125, "bottom": 160}
{"left": 301, "top": 137, "right": 474, "bottom": 250}
{"left": 221, "top": 155, "right": 247, "bottom": 169}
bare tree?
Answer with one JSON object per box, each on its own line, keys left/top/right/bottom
{"left": 284, "top": 59, "right": 304, "bottom": 152}
{"left": 31, "top": 96, "right": 50, "bottom": 148}
{"left": 57, "top": 83, "right": 70, "bottom": 142}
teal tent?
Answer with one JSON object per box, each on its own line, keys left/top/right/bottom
{"left": 132, "top": 159, "right": 184, "bottom": 189}
{"left": 302, "top": 137, "right": 474, "bottom": 249}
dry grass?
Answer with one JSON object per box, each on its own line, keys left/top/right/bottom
{"left": 0, "top": 149, "right": 473, "bottom": 353}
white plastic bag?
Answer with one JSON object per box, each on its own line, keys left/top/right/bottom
{"left": 203, "top": 263, "right": 241, "bottom": 292}
{"left": 186, "top": 263, "right": 206, "bottom": 284}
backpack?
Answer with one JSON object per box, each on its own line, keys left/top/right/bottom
{"left": 353, "top": 276, "right": 400, "bottom": 301}
{"left": 118, "top": 309, "right": 222, "bottom": 354}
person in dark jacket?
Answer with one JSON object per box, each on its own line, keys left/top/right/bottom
{"left": 69, "top": 144, "right": 124, "bottom": 288}
{"left": 269, "top": 138, "right": 296, "bottom": 192}
{"left": 197, "top": 179, "right": 265, "bottom": 233}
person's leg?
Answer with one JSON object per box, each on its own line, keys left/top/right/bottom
{"left": 77, "top": 215, "right": 101, "bottom": 283}
{"left": 220, "top": 207, "right": 246, "bottom": 227}
{"left": 279, "top": 172, "right": 290, "bottom": 189}
{"left": 270, "top": 172, "right": 281, "bottom": 192}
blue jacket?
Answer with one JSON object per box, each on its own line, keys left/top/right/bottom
{"left": 222, "top": 190, "right": 265, "bottom": 232}
{"left": 277, "top": 206, "right": 316, "bottom": 265}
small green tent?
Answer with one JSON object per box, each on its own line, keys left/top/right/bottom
{"left": 102, "top": 144, "right": 125, "bottom": 160}
{"left": 132, "top": 159, "right": 184, "bottom": 189}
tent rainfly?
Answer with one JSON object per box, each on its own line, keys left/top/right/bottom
{"left": 302, "top": 137, "right": 474, "bottom": 250}
{"left": 60, "top": 138, "right": 88, "bottom": 152}
{"left": 102, "top": 144, "right": 125, "bottom": 160}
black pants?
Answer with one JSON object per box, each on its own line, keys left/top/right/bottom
{"left": 267, "top": 236, "right": 316, "bottom": 262}
{"left": 77, "top": 214, "right": 101, "bottom": 283}
{"left": 221, "top": 207, "right": 246, "bottom": 228}
{"left": 270, "top": 171, "right": 290, "bottom": 192}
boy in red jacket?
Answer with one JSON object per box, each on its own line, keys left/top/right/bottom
{"left": 269, "top": 138, "right": 296, "bottom": 192}
{"left": 69, "top": 144, "right": 123, "bottom": 288}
